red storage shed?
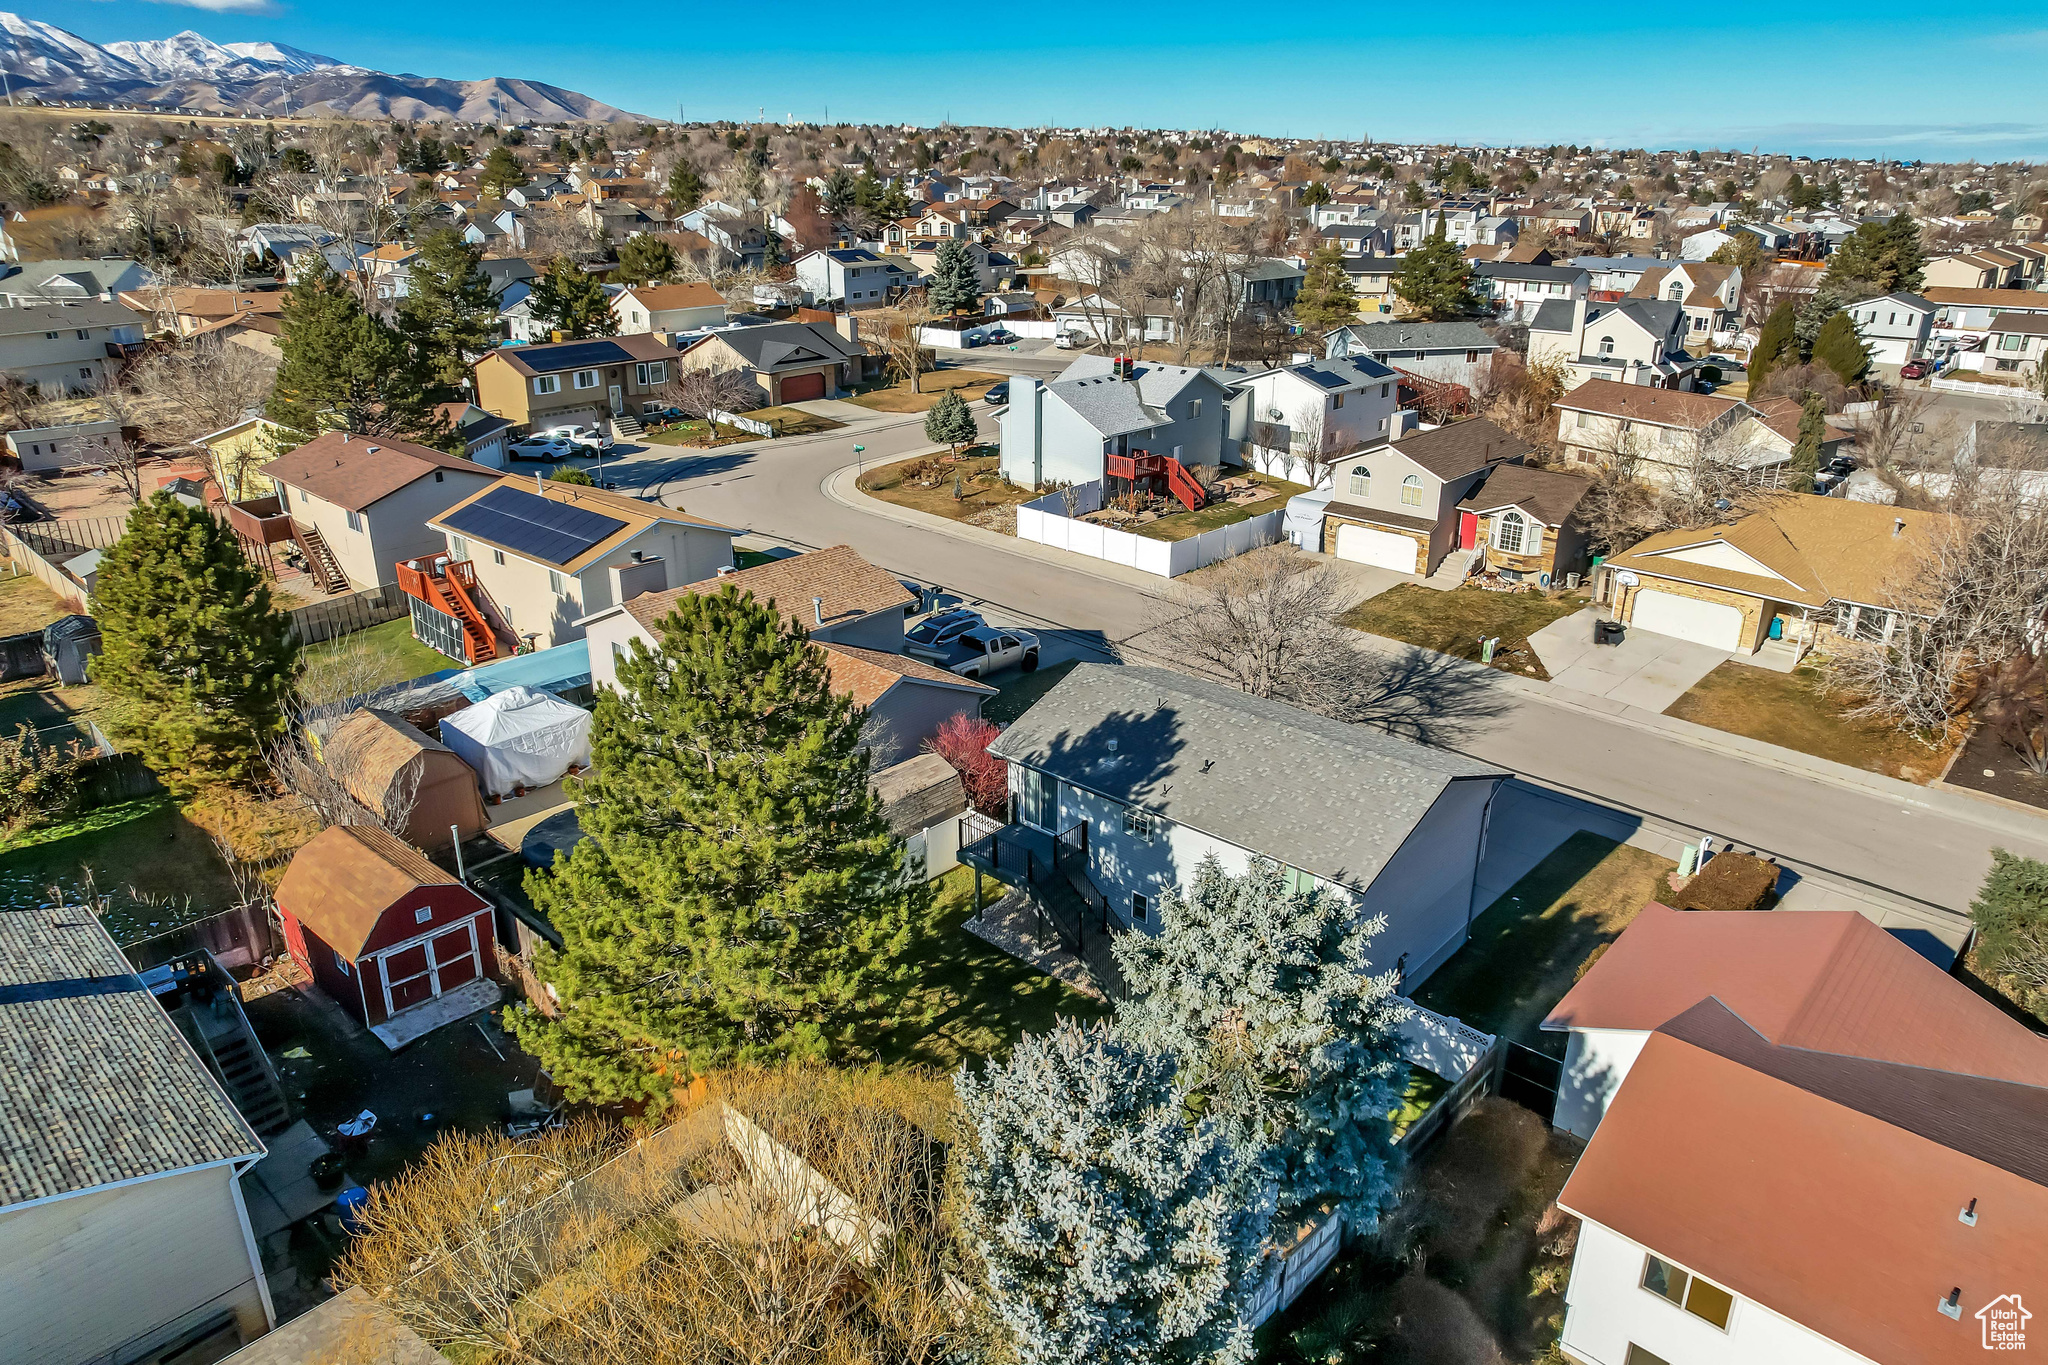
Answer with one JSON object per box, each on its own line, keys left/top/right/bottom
{"left": 275, "top": 825, "right": 498, "bottom": 1042}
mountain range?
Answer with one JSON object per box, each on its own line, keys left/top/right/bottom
{"left": 0, "top": 13, "right": 640, "bottom": 124}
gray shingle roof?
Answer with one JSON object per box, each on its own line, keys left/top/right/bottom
{"left": 1529, "top": 299, "right": 1577, "bottom": 334}
{"left": 1328, "top": 319, "right": 1497, "bottom": 354}
{"left": 1049, "top": 358, "right": 1222, "bottom": 437}
{"left": 0, "top": 912, "right": 262, "bottom": 1208}
{"left": 707, "top": 321, "right": 862, "bottom": 371}
{"left": 987, "top": 665, "right": 1502, "bottom": 890}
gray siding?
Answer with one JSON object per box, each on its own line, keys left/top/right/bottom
{"left": 865, "top": 680, "right": 984, "bottom": 768}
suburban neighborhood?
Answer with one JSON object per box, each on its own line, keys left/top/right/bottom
{"left": 0, "top": 10, "right": 2043, "bottom": 1365}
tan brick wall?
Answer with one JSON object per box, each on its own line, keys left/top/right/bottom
{"left": 1322, "top": 513, "right": 1427, "bottom": 573}
{"left": 1618, "top": 573, "right": 1771, "bottom": 651}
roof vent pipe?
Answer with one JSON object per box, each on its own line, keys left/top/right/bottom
{"left": 1894, "top": 517, "right": 1906, "bottom": 538}
{"left": 812, "top": 595, "right": 824, "bottom": 626}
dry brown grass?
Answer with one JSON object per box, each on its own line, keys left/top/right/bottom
{"left": 856, "top": 453, "right": 1037, "bottom": 524}
{"left": 844, "top": 369, "right": 1002, "bottom": 413}
{"left": 0, "top": 566, "right": 68, "bottom": 636}
{"left": 1666, "top": 661, "right": 1959, "bottom": 782}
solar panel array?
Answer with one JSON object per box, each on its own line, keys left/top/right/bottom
{"left": 442, "top": 485, "right": 627, "bottom": 566}
{"left": 521, "top": 339, "right": 633, "bottom": 372}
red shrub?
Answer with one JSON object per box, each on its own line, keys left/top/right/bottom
{"left": 926, "top": 713, "right": 1008, "bottom": 817}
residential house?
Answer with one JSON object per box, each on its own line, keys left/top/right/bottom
{"left": 582, "top": 544, "right": 991, "bottom": 767}
{"left": 676, "top": 203, "right": 766, "bottom": 269}
{"left": 977, "top": 664, "right": 1509, "bottom": 989}
{"left": 274, "top": 825, "right": 499, "bottom": 1045}
{"left": 438, "top": 402, "right": 517, "bottom": 467}
{"left": 792, "top": 247, "right": 914, "bottom": 310}
{"left": 0, "top": 256, "right": 153, "bottom": 304}
{"left": 1520, "top": 204, "right": 1591, "bottom": 238}
{"left": 1543, "top": 902, "right": 2048, "bottom": 1365}
{"left": 904, "top": 239, "right": 1015, "bottom": 293}
{"left": 258, "top": 432, "right": 499, "bottom": 590}
{"left": 118, "top": 286, "right": 284, "bottom": 339}
{"left": 0, "top": 298, "right": 146, "bottom": 394}
{"left": 1924, "top": 286, "right": 2048, "bottom": 339}
{"left": 1570, "top": 254, "right": 1671, "bottom": 298}
{"left": 1601, "top": 495, "right": 1950, "bottom": 655}
{"left": 1849, "top": 292, "right": 1938, "bottom": 365}
{"left": 610, "top": 282, "right": 727, "bottom": 335}
{"left": 1229, "top": 258, "right": 1307, "bottom": 313}
{"left": 472, "top": 333, "right": 683, "bottom": 432}
{"left": 1627, "top": 261, "right": 1742, "bottom": 343}
{"left": 1528, "top": 297, "right": 1703, "bottom": 391}
{"left": 1229, "top": 354, "right": 1402, "bottom": 479}
{"left": 1325, "top": 319, "right": 1499, "bottom": 391}
{"left": 1922, "top": 250, "right": 2027, "bottom": 291}
{"left": 0, "top": 911, "right": 274, "bottom": 1364}
{"left": 1455, "top": 462, "right": 1596, "bottom": 585}
{"left": 1551, "top": 380, "right": 1818, "bottom": 486}
{"left": 1961, "top": 311, "right": 2048, "bottom": 382}
{"left": 1473, "top": 261, "right": 1591, "bottom": 323}
{"left": 1000, "top": 355, "right": 1232, "bottom": 488}
{"left": 673, "top": 320, "right": 873, "bottom": 405}
{"left": 196, "top": 414, "right": 296, "bottom": 501}
{"left": 1319, "top": 418, "right": 1533, "bottom": 575}
{"left": 1339, "top": 256, "right": 1403, "bottom": 315}
{"left": 422, "top": 475, "right": 740, "bottom": 649}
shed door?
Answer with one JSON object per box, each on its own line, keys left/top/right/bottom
{"left": 1630, "top": 589, "right": 1744, "bottom": 650}
{"left": 378, "top": 918, "right": 481, "bottom": 1015}
{"left": 780, "top": 371, "right": 826, "bottom": 402}
{"left": 1335, "top": 523, "right": 1421, "bottom": 573}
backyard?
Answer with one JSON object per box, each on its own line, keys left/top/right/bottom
{"left": 303, "top": 616, "right": 459, "bottom": 691}
{"left": 1134, "top": 472, "right": 1307, "bottom": 543}
{"left": 1415, "top": 831, "right": 1676, "bottom": 1049}
{"left": 986, "top": 657, "right": 1080, "bottom": 726}
{"left": 1665, "top": 661, "right": 1957, "bottom": 782}
{"left": 845, "top": 368, "right": 1002, "bottom": 413}
{"left": 0, "top": 565, "right": 68, "bottom": 635}
{"left": 0, "top": 795, "right": 243, "bottom": 945}
{"left": 857, "top": 451, "right": 1039, "bottom": 525}
{"left": 1343, "top": 583, "right": 1584, "bottom": 679}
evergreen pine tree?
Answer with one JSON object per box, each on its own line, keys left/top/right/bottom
{"left": 924, "top": 387, "right": 979, "bottom": 454}
{"left": 926, "top": 240, "right": 983, "bottom": 315}
{"left": 665, "top": 160, "right": 703, "bottom": 211}
{"left": 820, "top": 166, "right": 857, "bottom": 218}
{"left": 1291, "top": 245, "right": 1360, "bottom": 333}
{"left": 956, "top": 1018, "right": 1270, "bottom": 1365}
{"left": 397, "top": 228, "right": 500, "bottom": 395}
{"left": 509, "top": 587, "right": 925, "bottom": 1104}
{"left": 1787, "top": 395, "right": 1825, "bottom": 494}
{"left": 90, "top": 493, "right": 297, "bottom": 791}
{"left": 268, "top": 263, "right": 448, "bottom": 444}
{"left": 479, "top": 146, "right": 527, "bottom": 197}
{"left": 1823, "top": 212, "right": 1925, "bottom": 297}
{"left": 1392, "top": 219, "right": 1477, "bottom": 321}
{"left": 1113, "top": 854, "right": 1408, "bottom": 1226}
{"left": 1811, "top": 307, "right": 1871, "bottom": 385}
{"left": 527, "top": 256, "right": 617, "bottom": 339}
{"left": 615, "top": 234, "right": 677, "bottom": 287}
{"left": 1747, "top": 300, "right": 1798, "bottom": 395}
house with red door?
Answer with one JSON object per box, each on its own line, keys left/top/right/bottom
{"left": 274, "top": 825, "right": 500, "bottom": 1049}
{"left": 1319, "top": 418, "right": 1545, "bottom": 580}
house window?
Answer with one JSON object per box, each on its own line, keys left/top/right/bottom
{"left": 1667, "top": 283, "right": 1684, "bottom": 301}
{"left": 1599, "top": 335, "right": 1615, "bottom": 355}
{"left": 1381, "top": 383, "right": 1390, "bottom": 398}
{"left": 414, "top": 907, "right": 432, "bottom": 924}
{"left": 493, "top": 548, "right": 506, "bottom": 566}
{"left": 1400, "top": 475, "right": 1423, "bottom": 506}
{"left": 1466, "top": 350, "right": 1479, "bottom": 363}
{"left": 346, "top": 509, "right": 364, "bottom": 532}
{"left": 635, "top": 361, "right": 667, "bottom": 386}
{"left": 533, "top": 375, "right": 560, "bottom": 395}
{"left": 1188, "top": 398, "right": 1202, "bottom": 417}
{"left": 42, "top": 330, "right": 57, "bottom": 339}
{"left": 1495, "top": 511, "right": 1525, "bottom": 553}
{"left": 549, "top": 569, "right": 567, "bottom": 595}
{"left": 335, "top": 952, "right": 351, "bottom": 975}
{"left": 1331, "top": 393, "right": 1344, "bottom": 410}
{"left": 1640, "top": 1255, "right": 1734, "bottom": 1330}
{"left": 450, "top": 535, "right": 469, "bottom": 561}
{"left": 1123, "top": 807, "right": 1156, "bottom": 842}
{"left": 1131, "top": 892, "right": 1149, "bottom": 924}
{"left": 1349, "top": 466, "right": 1370, "bottom": 496}
{"left": 572, "top": 369, "right": 600, "bottom": 390}
{"left": 1624, "top": 1349, "right": 1672, "bottom": 1365}
{"left": 76, "top": 329, "right": 90, "bottom": 340}
{"left": 1279, "top": 865, "right": 1317, "bottom": 896}
{"left": 434, "top": 469, "right": 445, "bottom": 482}
{"left": 1574, "top": 411, "right": 1590, "bottom": 428}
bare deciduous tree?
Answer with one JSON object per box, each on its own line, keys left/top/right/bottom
{"left": 865, "top": 298, "right": 936, "bottom": 394}
{"left": 127, "top": 339, "right": 278, "bottom": 476}
{"left": 661, "top": 364, "right": 763, "bottom": 429}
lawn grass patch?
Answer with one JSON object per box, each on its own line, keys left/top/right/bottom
{"left": 1415, "top": 831, "right": 1674, "bottom": 1048}
{"left": 877, "top": 866, "right": 1110, "bottom": 1071}
{"left": 0, "top": 567, "right": 67, "bottom": 635}
{"left": 1134, "top": 473, "right": 1307, "bottom": 542}
{"left": 1342, "top": 583, "right": 1582, "bottom": 679}
{"left": 985, "top": 657, "right": 1079, "bottom": 726}
{"left": 305, "top": 616, "right": 459, "bottom": 689}
{"left": 0, "top": 675, "right": 115, "bottom": 742}
{"left": 1665, "top": 661, "right": 1956, "bottom": 781}
{"left": 0, "top": 794, "right": 242, "bottom": 944}
{"left": 639, "top": 420, "right": 762, "bottom": 448}
{"left": 844, "top": 369, "right": 1001, "bottom": 413}
{"left": 857, "top": 451, "right": 1037, "bottom": 524}
{"left": 736, "top": 405, "right": 844, "bottom": 437}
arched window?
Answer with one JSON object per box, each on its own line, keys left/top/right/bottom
{"left": 1400, "top": 474, "right": 1423, "bottom": 507}
{"left": 1495, "top": 510, "right": 1526, "bottom": 553}
{"left": 1599, "top": 335, "right": 1615, "bottom": 355}
{"left": 1349, "top": 465, "right": 1370, "bottom": 496}
{"left": 1666, "top": 282, "right": 1684, "bottom": 301}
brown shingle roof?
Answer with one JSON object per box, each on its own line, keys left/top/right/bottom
{"left": 617, "top": 282, "right": 726, "bottom": 313}
{"left": 818, "top": 642, "right": 995, "bottom": 706}
{"left": 262, "top": 432, "right": 489, "bottom": 513}
{"left": 1925, "top": 286, "right": 2048, "bottom": 310}
{"left": 1555, "top": 378, "right": 1742, "bottom": 430}
{"left": 1386, "top": 417, "right": 1531, "bottom": 479}
{"left": 1457, "top": 463, "right": 1592, "bottom": 525}
{"left": 275, "top": 825, "right": 471, "bottom": 961}
{"left": 622, "top": 545, "right": 914, "bottom": 635}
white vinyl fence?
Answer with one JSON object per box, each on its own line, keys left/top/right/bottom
{"left": 1931, "top": 376, "right": 2041, "bottom": 402}
{"left": 1015, "top": 478, "right": 1285, "bottom": 579}
{"left": 920, "top": 318, "right": 1060, "bottom": 347}
{"left": 1391, "top": 997, "right": 1497, "bottom": 1082}
{"left": 706, "top": 408, "right": 775, "bottom": 436}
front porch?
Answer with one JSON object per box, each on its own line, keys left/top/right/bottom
{"left": 957, "top": 816, "right": 1127, "bottom": 998}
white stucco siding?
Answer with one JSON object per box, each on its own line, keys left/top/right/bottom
{"left": 1561, "top": 1219, "right": 1869, "bottom": 1365}
{"left": 1551, "top": 1027, "right": 1651, "bottom": 1140}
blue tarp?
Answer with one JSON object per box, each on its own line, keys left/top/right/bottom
{"left": 448, "top": 640, "right": 592, "bottom": 703}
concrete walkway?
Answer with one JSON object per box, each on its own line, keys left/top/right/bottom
{"left": 1529, "top": 609, "right": 1730, "bottom": 712}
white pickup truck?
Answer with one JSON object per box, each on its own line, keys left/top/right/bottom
{"left": 906, "top": 625, "right": 1040, "bottom": 678}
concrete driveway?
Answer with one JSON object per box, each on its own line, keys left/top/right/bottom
{"left": 1529, "top": 608, "right": 1729, "bottom": 713}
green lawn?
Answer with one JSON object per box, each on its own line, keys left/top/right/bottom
{"left": 0, "top": 795, "right": 242, "bottom": 946}
{"left": 876, "top": 866, "right": 1110, "bottom": 1071}
{"left": 0, "top": 675, "right": 115, "bottom": 744}
{"left": 1135, "top": 473, "right": 1307, "bottom": 542}
{"left": 304, "top": 616, "right": 460, "bottom": 689}
{"left": 985, "top": 657, "right": 1079, "bottom": 726}
{"left": 1415, "top": 831, "right": 1676, "bottom": 1048}
{"left": 1341, "top": 584, "right": 1583, "bottom": 679}
{"left": 857, "top": 452, "right": 1038, "bottom": 525}
{"left": 1665, "top": 661, "right": 1957, "bottom": 783}
{"left": 1389, "top": 1065, "right": 1450, "bottom": 1140}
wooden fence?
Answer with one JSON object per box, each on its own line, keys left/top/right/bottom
{"left": 286, "top": 582, "right": 408, "bottom": 646}
{"left": 119, "top": 902, "right": 282, "bottom": 973}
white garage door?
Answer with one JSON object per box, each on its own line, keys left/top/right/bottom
{"left": 1630, "top": 589, "right": 1745, "bottom": 650}
{"left": 1335, "top": 523, "right": 1421, "bottom": 573}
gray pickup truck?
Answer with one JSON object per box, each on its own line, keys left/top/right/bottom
{"left": 906, "top": 625, "right": 1040, "bottom": 678}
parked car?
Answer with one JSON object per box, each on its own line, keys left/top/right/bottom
{"left": 508, "top": 436, "right": 575, "bottom": 463}
{"left": 984, "top": 380, "right": 1011, "bottom": 406}
{"left": 907, "top": 607, "right": 984, "bottom": 650}
{"left": 1899, "top": 358, "right": 1932, "bottom": 379}
{"left": 1055, "top": 330, "right": 1090, "bottom": 350}
{"left": 1823, "top": 455, "right": 1856, "bottom": 477}
{"left": 541, "top": 424, "right": 611, "bottom": 452}
{"left": 908, "top": 625, "right": 1040, "bottom": 678}
{"left": 983, "top": 328, "right": 1018, "bottom": 345}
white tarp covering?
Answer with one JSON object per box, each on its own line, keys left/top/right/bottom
{"left": 439, "top": 685, "right": 593, "bottom": 797}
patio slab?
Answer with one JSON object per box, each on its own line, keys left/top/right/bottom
{"left": 368, "top": 976, "right": 503, "bottom": 1051}
{"left": 241, "top": 1120, "right": 337, "bottom": 1242}
{"left": 1531, "top": 609, "right": 1730, "bottom": 712}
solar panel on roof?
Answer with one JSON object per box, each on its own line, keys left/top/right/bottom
{"left": 443, "top": 485, "right": 627, "bottom": 566}
{"left": 524, "top": 339, "right": 632, "bottom": 372}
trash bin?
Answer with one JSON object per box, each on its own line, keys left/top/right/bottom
{"left": 1594, "top": 619, "right": 1625, "bottom": 647}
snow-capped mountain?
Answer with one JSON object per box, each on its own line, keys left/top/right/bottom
{"left": 0, "top": 12, "right": 637, "bottom": 123}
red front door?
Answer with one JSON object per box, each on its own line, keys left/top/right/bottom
{"left": 1458, "top": 511, "right": 1479, "bottom": 549}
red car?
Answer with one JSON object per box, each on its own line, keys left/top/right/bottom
{"left": 1900, "top": 358, "right": 1932, "bottom": 379}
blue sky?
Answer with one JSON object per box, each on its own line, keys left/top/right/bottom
{"left": 24, "top": 0, "right": 2048, "bottom": 161}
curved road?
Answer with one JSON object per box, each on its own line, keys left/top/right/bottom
{"left": 590, "top": 406, "right": 2048, "bottom": 916}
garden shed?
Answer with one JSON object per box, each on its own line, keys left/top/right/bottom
{"left": 323, "top": 707, "right": 489, "bottom": 853}
{"left": 275, "top": 825, "right": 499, "bottom": 1048}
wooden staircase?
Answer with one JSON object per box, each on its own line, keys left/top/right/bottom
{"left": 1105, "top": 449, "right": 1207, "bottom": 513}
{"left": 394, "top": 556, "right": 502, "bottom": 663}
{"left": 174, "top": 994, "right": 292, "bottom": 1136}
{"left": 292, "top": 521, "right": 350, "bottom": 595}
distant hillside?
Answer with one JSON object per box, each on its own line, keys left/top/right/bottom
{"left": 0, "top": 12, "right": 643, "bottom": 124}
